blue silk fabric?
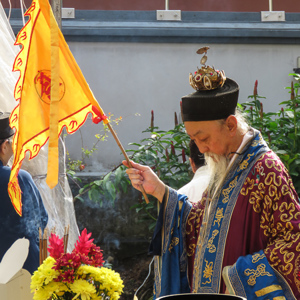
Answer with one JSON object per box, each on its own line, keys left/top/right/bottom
{"left": 223, "top": 250, "right": 293, "bottom": 299}
{"left": 0, "top": 161, "right": 48, "bottom": 274}
{"left": 149, "top": 189, "right": 192, "bottom": 298}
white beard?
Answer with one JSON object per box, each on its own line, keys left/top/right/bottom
{"left": 204, "top": 152, "right": 230, "bottom": 192}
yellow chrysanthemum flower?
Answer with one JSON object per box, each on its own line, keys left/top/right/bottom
{"left": 31, "top": 257, "right": 59, "bottom": 292}
{"left": 70, "top": 278, "right": 96, "bottom": 300}
{"left": 96, "top": 267, "right": 124, "bottom": 299}
{"left": 33, "top": 286, "right": 53, "bottom": 300}
{"left": 33, "top": 281, "right": 69, "bottom": 300}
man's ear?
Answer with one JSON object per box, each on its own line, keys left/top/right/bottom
{"left": 226, "top": 115, "right": 238, "bottom": 136}
{"left": 0, "top": 140, "right": 10, "bottom": 154}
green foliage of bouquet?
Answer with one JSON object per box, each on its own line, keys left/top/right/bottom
{"left": 31, "top": 229, "right": 124, "bottom": 300}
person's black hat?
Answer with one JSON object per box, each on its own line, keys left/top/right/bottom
{"left": 0, "top": 112, "right": 15, "bottom": 140}
{"left": 182, "top": 78, "right": 239, "bottom": 122}
{"left": 181, "top": 46, "right": 239, "bottom": 122}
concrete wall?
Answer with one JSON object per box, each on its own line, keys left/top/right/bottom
{"left": 66, "top": 42, "right": 300, "bottom": 173}
{"left": 7, "top": 9, "right": 300, "bottom": 174}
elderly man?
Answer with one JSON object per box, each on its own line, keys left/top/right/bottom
{"left": 0, "top": 112, "right": 48, "bottom": 274}
{"left": 124, "top": 49, "right": 300, "bottom": 299}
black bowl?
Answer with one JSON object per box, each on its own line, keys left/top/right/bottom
{"left": 157, "top": 294, "right": 246, "bottom": 300}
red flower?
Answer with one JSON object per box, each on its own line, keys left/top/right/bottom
{"left": 182, "top": 149, "right": 186, "bottom": 163}
{"left": 88, "top": 244, "right": 104, "bottom": 267}
{"left": 291, "top": 81, "right": 295, "bottom": 100}
{"left": 165, "top": 148, "right": 170, "bottom": 163}
{"left": 54, "top": 252, "right": 81, "bottom": 271}
{"left": 60, "top": 269, "right": 75, "bottom": 283}
{"left": 74, "top": 228, "right": 94, "bottom": 255}
{"left": 171, "top": 142, "right": 175, "bottom": 156}
{"left": 253, "top": 80, "right": 258, "bottom": 97}
{"left": 174, "top": 112, "right": 178, "bottom": 126}
{"left": 47, "top": 233, "right": 64, "bottom": 259}
{"left": 150, "top": 110, "right": 154, "bottom": 129}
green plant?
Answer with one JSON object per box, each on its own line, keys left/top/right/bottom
{"left": 125, "top": 114, "right": 192, "bottom": 229}
{"left": 70, "top": 110, "right": 193, "bottom": 229}
{"left": 66, "top": 114, "right": 126, "bottom": 206}
{"left": 241, "top": 74, "right": 300, "bottom": 193}
{"left": 66, "top": 113, "right": 122, "bottom": 174}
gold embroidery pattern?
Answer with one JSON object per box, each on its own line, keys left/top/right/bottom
{"left": 240, "top": 177, "right": 255, "bottom": 197}
{"left": 237, "top": 153, "right": 254, "bottom": 172}
{"left": 251, "top": 133, "right": 264, "bottom": 147}
{"left": 245, "top": 152, "right": 300, "bottom": 294}
{"left": 186, "top": 196, "right": 206, "bottom": 256}
{"left": 213, "top": 208, "right": 224, "bottom": 227}
{"left": 202, "top": 259, "right": 213, "bottom": 285}
{"left": 168, "top": 237, "right": 179, "bottom": 252}
{"left": 244, "top": 263, "right": 273, "bottom": 286}
{"left": 188, "top": 243, "right": 196, "bottom": 255}
{"left": 293, "top": 254, "right": 300, "bottom": 291}
{"left": 252, "top": 252, "right": 266, "bottom": 263}
{"left": 255, "top": 285, "right": 283, "bottom": 297}
{"left": 207, "top": 229, "right": 219, "bottom": 253}
{"left": 222, "top": 176, "right": 238, "bottom": 203}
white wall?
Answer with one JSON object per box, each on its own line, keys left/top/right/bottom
{"left": 66, "top": 42, "right": 300, "bottom": 173}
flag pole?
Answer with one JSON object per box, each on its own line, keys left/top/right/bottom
{"left": 106, "top": 123, "right": 150, "bottom": 204}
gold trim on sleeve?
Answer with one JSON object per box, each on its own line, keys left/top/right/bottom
{"left": 255, "top": 284, "right": 283, "bottom": 297}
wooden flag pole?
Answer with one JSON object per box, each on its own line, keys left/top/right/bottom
{"left": 106, "top": 123, "right": 149, "bottom": 204}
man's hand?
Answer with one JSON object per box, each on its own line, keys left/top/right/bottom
{"left": 123, "top": 160, "right": 165, "bottom": 202}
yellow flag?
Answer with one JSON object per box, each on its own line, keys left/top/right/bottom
{"left": 9, "top": 0, "right": 108, "bottom": 216}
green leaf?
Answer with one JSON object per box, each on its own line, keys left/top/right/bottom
{"left": 255, "top": 100, "right": 261, "bottom": 110}
{"left": 115, "top": 167, "right": 123, "bottom": 187}
{"left": 103, "top": 172, "right": 112, "bottom": 185}
{"left": 148, "top": 222, "right": 157, "bottom": 231}
{"left": 88, "top": 188, "right": 100, "bottom": 202}
{"left": 128, "top": 142, "right": 142, "bottom": 147}
{"left": 75, "top": 196, "right": 84, "bottom": 202}
{"left": 276, "top": 150, "right": 287, "bottom": 155}
{"left": 93, "top": 180, "right": 103, "bottom": 186}
{"left": 106, "top": 181, "right": 116, "bottom": 201}
{"left": 120, "top": 180, "right": 128, "bottom": 194}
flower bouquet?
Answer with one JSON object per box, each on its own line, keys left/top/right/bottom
{"left": 31, "top": 228, "right": 124, "bottom": 300}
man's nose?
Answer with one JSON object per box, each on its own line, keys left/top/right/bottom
{"left": 195, "top": 142, "right": 208, "bottom": 154}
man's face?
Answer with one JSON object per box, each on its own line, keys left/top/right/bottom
{"left": 184, "top": 120, "right": 231, "bottom": 157}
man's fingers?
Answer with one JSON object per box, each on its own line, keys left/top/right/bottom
{"left": 122, "top": 160, "right": 149, "bottom": 172}
{"left": 122, "top": 160, "right": 130, "bottom": 168}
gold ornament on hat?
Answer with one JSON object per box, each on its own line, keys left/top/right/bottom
{"left": 189, "top": 46, "right": 226, "bottom": 91}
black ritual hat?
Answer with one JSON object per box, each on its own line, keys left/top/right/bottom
{"left": 181, "top": 46, "right": 239, "bottom": 122}
{"left": 0, "top": 112, "right": 15, "bottom": 140}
